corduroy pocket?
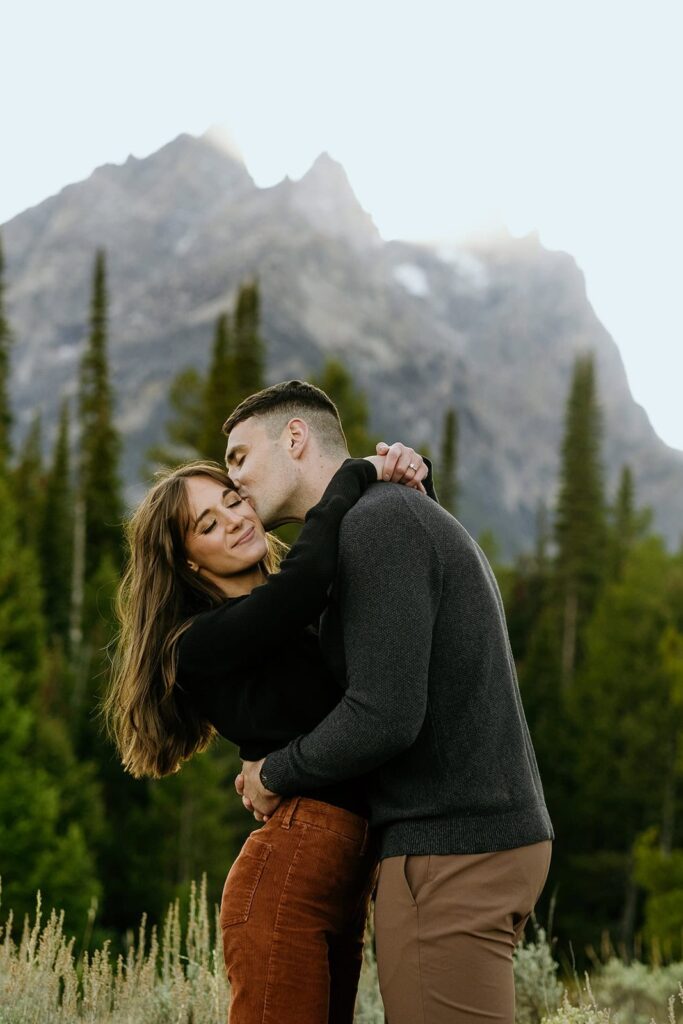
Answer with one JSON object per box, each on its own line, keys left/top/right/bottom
{"left": 220, "top": 838, "right": 271, "bottom": 928}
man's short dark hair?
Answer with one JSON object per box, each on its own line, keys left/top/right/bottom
{"left": 222, "top": 380, "right": 348, "bottom": 453}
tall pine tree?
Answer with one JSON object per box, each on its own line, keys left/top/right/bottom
{"left": 0, "top": 233, "right": 12, "bottom": 472}
{"left": 233, "top": 280, "right": 265, "bottom": 401}
{"left": 436, "top": 407, "right": 458, "bottom": 514}
{"left": 78, "top": 250, "right": 123, "bottom": 579}
{"left": 40, "top": 401, "right": 74, "bottom": 645}
{"left": 312, "top": 358, "right": 375, "bottom": 456}
{"left": 12, "top": 413, "right": 45, "bottom": 551}
{"left": 149, "top": 281, "right": 266, "bottom": 471}
{"left": 199, "top": 312, "right": 238, "bottom": 462}
{"left": 608, "top": 465, "right": 652, "bottom": 581}
{"left": 553, "top": 353, "right": 607, "bottom": 687}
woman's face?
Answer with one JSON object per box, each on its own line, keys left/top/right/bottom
{"left": 183, "top": 475, "right": 268, "bottom": 594}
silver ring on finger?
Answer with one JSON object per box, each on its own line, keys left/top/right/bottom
{"left": 408, "top": 462, "right": 418, "bottom": 472}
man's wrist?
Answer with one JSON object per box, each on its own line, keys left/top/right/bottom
{"left": 259, "top": 758, "right": 275, "bottom": 794}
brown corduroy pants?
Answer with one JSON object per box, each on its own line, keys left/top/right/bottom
{"left": 220, "top": 796, "right": 379, "bottom": 1024}
{"left": 373, "top": 839, "right": 552, "bottom": 1024}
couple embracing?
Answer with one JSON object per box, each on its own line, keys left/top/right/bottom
{"left": 107, "top": 378, "right": 554, "bottom": 1024}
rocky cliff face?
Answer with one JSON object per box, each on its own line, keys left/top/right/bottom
{"left": 3, "top": 130, "right": 681, "bottom": 557}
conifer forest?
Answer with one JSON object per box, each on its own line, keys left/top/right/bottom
{"left": 1, "top": 233, "right": 683, "bottom": 1022}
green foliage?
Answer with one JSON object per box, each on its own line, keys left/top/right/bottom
{"left": 567, "top": 539, "right": 682, "bottom": 849}
{"left": 150, "top": 281, "right": 267, "bottom": 470}
{"left": 553, "top": 353, "right": 608, "bottom": 685}
{"left": 0, "top": 474, "right": 46, "bottom": 697}
{"left": 5, "top": 260, "right": 683, "bottom": 980}
{"left": 147, "top": 745, "right": 254, "bottom": 914}
{"left": 634, "top": 826, "right": 683, "bottom": 961}
{"left": 554, "top": 354, "right": 607, "bottom": 588}
{"left": 0, "top": 879, "right": 229, "bottom": 1022}
{"left": 607, "top": 465, "right": 653, "bottom": 581}
{"left": 0, "top": 881, "right": 393, "bottom": 1022}
{"left": 147, "top": 367, "right": 205, "bottom": 468}
{"left": 541, "top": 996, "right": 611, "bottom": 1024}
{"left": 11, "top": 413, "right": 44, "bottom": 551}
{"left": 0, "top": 657, "right": 101, "bottom": 930}
{"left": 311, "top": 358, "right": 376, "bottom": 455}
{"left": 0, "top": 233, "right": 12, "bottom": 471}
{"left": 199, "top": 313, "right": 238, "bottom": 463}
{"left": 39, "top": 401, "right": 73, "bottom": 644}
{"left": 233, "top": 279, "right": 265, "bottom": 399}
{"left": 78, "top": 250, "right": 123, "bottom": 579}
{"left": 514, "top": 922, "right": 564, "bottom": 1023}
{"left": 436, "top": 406, "right": 458, "bottom": 514}
{"left": 588, "top": 956, "right": 683, "bottom": 1024}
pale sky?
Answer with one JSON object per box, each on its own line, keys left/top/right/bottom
{"left": 3, "top": 0, "right": 681, "bottom": 449}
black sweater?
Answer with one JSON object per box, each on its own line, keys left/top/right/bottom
{"left": 176, "top": 457, "right": 382, "bottom": 815}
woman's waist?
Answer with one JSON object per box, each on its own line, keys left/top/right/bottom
{"left": 268, "top": 794, "right": 370, "bottom": 841}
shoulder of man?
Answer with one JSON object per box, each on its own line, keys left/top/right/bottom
{"left": 338, "top": 480, "right": 450, "bottom": 552}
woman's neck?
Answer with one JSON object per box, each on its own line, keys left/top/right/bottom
{"left": 215, "top": 563, "right": 267, "bottom": 599}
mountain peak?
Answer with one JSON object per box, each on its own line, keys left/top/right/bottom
{"left": 291, "top": 151, "right": 380, "bottom": 248}
{"left": 200, "top": 124, "right": 246, "bottom": 165}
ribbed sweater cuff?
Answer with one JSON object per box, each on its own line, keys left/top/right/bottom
{"left": 261, "top": 747, "right": 300, "bottom": 796}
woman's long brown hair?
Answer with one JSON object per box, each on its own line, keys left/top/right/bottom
{"left": 104, "top": 460, "right": 287, "bottom": 779}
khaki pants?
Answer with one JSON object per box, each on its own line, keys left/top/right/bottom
{"left": 220, "top": 796, "right": 379, "bottom": 1024}
{"left": 374, "top": 839, "right": 552, "bottom": 1024}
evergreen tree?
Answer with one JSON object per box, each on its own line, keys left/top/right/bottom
{"left": 608, "top": 465, "right": 653, "bottom": 580}
{"left": 11, "top": 413, "right": 44, "bottom": 551}
{"left": 311, "top": 358, "right": 376, "bottom": 456}
{"left": 148, "top": 282, "right": 266, "bottom": 472}
{"left": 40, "top": 401, "right": 73, "bottom": 645}
{"left": 78, "top": 250, "right": 123, "bottom": 579}
{"left": 436, "top": 407, "right": 458, "bottom": 514}
{"left": 0, "top": 233, "right": 12, "bottom": 472}
{"left": 233, "top": 280, "right": 265, "bottom": 401}
{"left": 199, "top": 313, "right": 237, "bottom": 462}
{"left": 534, "top": 499, "right": 550, "bottom": 572}
{"left": 146, "top": 368, "right": 205, "bottom": 469}
{"left": 0, "top": 471, "right": 102, "bottom": 929}
{"left": 563, "top": 537, "right": 683, "bottom": 955}
{"left": 0, "top": 476, "right": 45, "bottom": 702}
{"left": 553, "top": 353, "right": 607, "bottom": 687}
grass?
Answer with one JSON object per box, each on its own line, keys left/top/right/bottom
{"left": 2, "top": 880, "right": 683, "bottom": 1023}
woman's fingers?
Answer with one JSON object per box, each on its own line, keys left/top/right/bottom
{"left": 377, "top": 442, "right": 429, "bottom": 488}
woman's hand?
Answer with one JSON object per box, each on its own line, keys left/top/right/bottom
{"left": 364, "top": 441, "right": 429, "bottom": 492}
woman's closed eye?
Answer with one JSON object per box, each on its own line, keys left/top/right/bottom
{"left": 202, "top": 520, "right": 217, "bottom": 535}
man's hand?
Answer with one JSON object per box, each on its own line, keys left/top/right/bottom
{"left": 235, "top": 759, "right": 283, "bottom": 822}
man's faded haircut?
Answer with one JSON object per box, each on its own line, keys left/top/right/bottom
{"left": 222, "top": 380, "right": 349, "bottom": 454}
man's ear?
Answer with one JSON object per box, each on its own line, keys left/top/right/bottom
{"left": 284, "top": 417, "right": 309, "bottom": 460}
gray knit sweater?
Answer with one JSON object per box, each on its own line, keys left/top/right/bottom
{"left": 261, "top": 480, "right": 555, "bottom": 858}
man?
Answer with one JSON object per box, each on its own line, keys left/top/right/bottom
{"left": 224, "top": 379, "right": 554, "bottom": 1024}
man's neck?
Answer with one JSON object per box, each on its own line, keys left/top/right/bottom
{"left": 279, "top": 454, "right": 349, "bottom": 524}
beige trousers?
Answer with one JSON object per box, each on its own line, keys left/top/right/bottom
{"left": 374, "top": 839, "right": 552, "bottom": 1024}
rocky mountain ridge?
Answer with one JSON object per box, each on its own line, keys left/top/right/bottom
{"left": 3, "top": 129, "right": 681, "bottom": 557}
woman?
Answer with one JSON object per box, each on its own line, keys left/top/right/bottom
{"left": 105, "top": 445, "right": 436, "bottom": 1024}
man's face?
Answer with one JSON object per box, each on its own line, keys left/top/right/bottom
{"left": 225, "top": 417, "right": 295, "bottom": 529}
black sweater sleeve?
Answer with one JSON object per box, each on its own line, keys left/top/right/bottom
{"left": 178, "top": 458, "right": 377, "bottom": 676}
{"left": 423, "top": 457, "right": 438, "bottom": 503}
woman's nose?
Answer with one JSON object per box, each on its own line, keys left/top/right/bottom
{"left": 221, "top": 507, "right": 244, "bottom": 528}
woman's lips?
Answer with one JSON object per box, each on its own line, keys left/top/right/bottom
{"left": 234, "top": 526, "right": 255, "bottom": 547}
